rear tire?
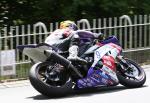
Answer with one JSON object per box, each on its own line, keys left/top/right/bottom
{"left": 29, "top": 62, "right": 74, "bottom": 97}
{"left": 117, "top": 58, "right": 146, "bottom": 88}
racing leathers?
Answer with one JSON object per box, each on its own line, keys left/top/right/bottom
{"left": 45, "top": 28, "right": 101, "bottom": 63}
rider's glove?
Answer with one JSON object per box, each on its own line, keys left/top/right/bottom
{"left": 94, "top": 32, "right": 104, "bottom": 39}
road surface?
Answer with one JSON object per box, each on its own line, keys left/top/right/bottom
{"left": 0, "top": 68, "right": 150, "bottom": 103}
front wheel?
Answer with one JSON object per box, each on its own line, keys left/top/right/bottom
{"left": 117, "top": 58, "right": 146, "bottom": 88}
{"left": 29, "top": 62, "right": 74, "bottom": 97}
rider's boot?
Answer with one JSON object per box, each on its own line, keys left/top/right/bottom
{"left": 67, "top": 45, "right": 87, "bottom": 64}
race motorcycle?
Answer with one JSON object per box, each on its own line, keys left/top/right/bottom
{"left": 17, "top": 33, "right": 146, "bottom": 97}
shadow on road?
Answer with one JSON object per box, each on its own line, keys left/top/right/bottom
{"left": 28, "top": 85, "right": 148, "bottom": 100}
{"left": 27, "top": 85, "right": 129, "bottom": 100}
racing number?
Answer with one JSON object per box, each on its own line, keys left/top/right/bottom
{"left": 96, "top": 51, "right": 101, "bottom": 59}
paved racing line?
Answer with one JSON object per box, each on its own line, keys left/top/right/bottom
{"left": 0, "top": 65, "right": 149, "bottom": 89}
{"left": 0, "top": 80, "right": 30, "bottom": 89}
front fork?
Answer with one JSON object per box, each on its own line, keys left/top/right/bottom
{"left": 116, "top": 56, "right": 132, "bottom": 73}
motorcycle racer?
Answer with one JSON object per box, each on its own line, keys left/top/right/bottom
{"left": 45, "top": 20, "right": 104, "bottom": 63}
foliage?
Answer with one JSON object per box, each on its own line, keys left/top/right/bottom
{"left": 0, "top": 0, "right": 150, "bottom": 26}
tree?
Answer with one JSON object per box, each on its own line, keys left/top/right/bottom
{"left": 1, "top": 0, "right": 150, "bottom": 26}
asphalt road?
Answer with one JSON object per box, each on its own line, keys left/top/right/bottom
{"left": 0, "top": 69, "right": 150, "bottom": 103}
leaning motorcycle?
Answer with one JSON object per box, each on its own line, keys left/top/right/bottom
{"left": 17, "top": 34, "right": 146, "bottom": 97}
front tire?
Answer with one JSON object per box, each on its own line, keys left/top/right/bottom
{"left": 29, "top": 62, "right": 74, "bottom": 97}
{"left": 117, "top": 58, "right": 146, "bottom": 88}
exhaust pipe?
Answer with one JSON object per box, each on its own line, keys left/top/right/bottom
{"left": 44, "top": 50, "right": 83, "bottom": 78}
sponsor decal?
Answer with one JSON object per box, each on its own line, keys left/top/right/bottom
{"left": 104, "top": 60, "right": 112, "bottom": 67}
{"left": 109, "top": 43, "right": 122, "bottom": 52}
{"left": 90, "top": 76, "right": 101, "bottom": 83}
{"left": 102, "top": 56, "right": 116, "bottom": 71}
{"left": 101, "top": 78, "right": 109, "bottom": 85}
{"left": 78, "top": 77, "right": 98, "bottom": 88}
{"left": 101, "top": 66, "right": 118, "bottom": 82}
{"left": 99, "top": 71, "right": 109, "bottom": 79}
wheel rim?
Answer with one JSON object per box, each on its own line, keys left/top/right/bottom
{"left": 36, "top": 62, "right": 70, "bottom": 87}
{"left": 124, "top": 64, "right": 139, "bottom": 77}
{"left": 119, "top": 61, "right": 142, "bottom": 81}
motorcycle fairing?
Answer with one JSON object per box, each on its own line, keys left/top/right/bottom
{"left": 77, "top": 68, "right": 118, "bottom": 88}
{"left": 101, "top": 36, "right": 121, "bottom": 46}
{"left": 17, "top": 43, "right": 57, "bottom": 63}
{"left": 77, "top": 43, "right": 121, "bottom": 88}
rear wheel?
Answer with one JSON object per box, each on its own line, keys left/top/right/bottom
{"left": 117, "top": 58, "right": 146, "bottom": 88}
{"left": 29, "top": 62, "right": 74, "bottom": 97}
